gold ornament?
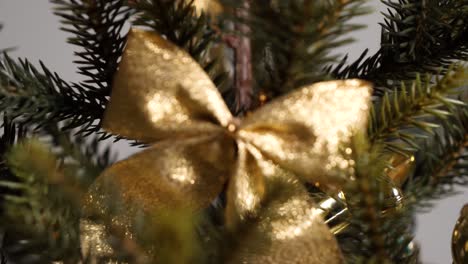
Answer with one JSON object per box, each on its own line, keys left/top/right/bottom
{"left": 452, "top": 204, "right": 468, "bottom": 263}
{"left": 312, "top": 153, "right": 410, "bottom": 237}
{"left": 84, "top": 28, "right": 372, "bottom": 262}
{"left": 387, "top": 154, "right": 415, "bottom": 186}
{"left": 316, "top": 192, "right": 349, "bottom": 235}
{"left": 316, "top": 186, "right": 404, "bottom": 236}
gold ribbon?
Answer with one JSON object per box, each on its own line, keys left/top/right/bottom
{"left": 190, "top": 0, "right": 223, "bottom": 16}
{"left": 84, "top": 28, "right": 372, "bottom": 263}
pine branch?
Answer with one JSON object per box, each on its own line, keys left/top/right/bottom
{"left": 338, "top": 134, "right": 416, "bottom": 263}
{"left": 0, "top": 133, "right": 114, "bottom": 262}
{"left": 41, "top": 124, "right": 116, "bottom": 187}
{"left": 52, "top": 0, "right": 132, "bottom": 101}
{"left": 226, "top": 0, "right": 370, "bottom": 95}
{"left": 378, "top": 0, "right": 468, "bottom": 72}
{"left": 326, "top": 48, "right": 382, "bottom": 87}
{"left": 0, "top": 133, "right": 141, "bottom": 263}
{"left": 404, "top": 106, "right": 468, "bottom": 209}
{"left": 368, "top": 66, "right": 468, "bottom": 157}
{"left": 131, "top": 0, "right": 226, "bottom": 88}
{"left": 0, "top": 117, "right": 25, "bottom": 215}
{"left": 330, "top": 0, "right": 468, "bottom": 93}
{"left": 1, "top": 140, "right": 82, "bottom": 263}
{"left": 0, "top": 54, "right": 105, "bottom": 134}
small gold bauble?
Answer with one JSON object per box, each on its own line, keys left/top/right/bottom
{"left": 317, "top": 186, "right": 403, "bottom": 236}
{"left": 452, "top": 204, "right": 468, "bottom": 263}
{"left": 386, "top": 154, "right": 415, "bottom": 186}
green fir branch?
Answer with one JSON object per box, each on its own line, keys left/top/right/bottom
{"left": 377, "top": 0, "right": 468, "bottom": 72}
{"left": 41, "top": 124, "right": 116, "bottom": 187}
{"left": 338, "top": 134, "right": 417, "bottom": 263}
{"left": 326, "top": 48, "right": 381, "bottom": 87}
{"left": 52, "top": 0, "right": 132, "bottom": 101}
{"left": 226, "top": 0, "right": 370, "bottom": 95}
{"left": 0, "top": 54, "right": 105, "bottom": 134}
{"left": 1, "top": 140, "right": 82, "bottom": 263}
{"left": 131, "top": 0, "right": 226, "bottom": 88}
{"left": 404, "top": 106, "right": 468, "bottom": 209}
{"left": 368, "top": 66, "right": 468, "bottom": 157}
{"left": 0, "top": 117, "right": 26, "bottom": 154}
{"left": 0, "top": 117, "right": 26, "bottom": 215}
{"left": 0, "top": 133, "right": 113, "bottom": 262}
{"left": 330, "top": 0, "right": 468, "bottom": 92}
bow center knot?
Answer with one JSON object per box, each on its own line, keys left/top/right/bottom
{"left": 226, "top": 118, "right": 242, "bottom": 134}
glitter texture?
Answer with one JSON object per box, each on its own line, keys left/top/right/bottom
{"left": 80, "top": 219, "right": 113, "bottom": 257}
{"left": 84, "top": 29, "right": 374, "bottom": 263}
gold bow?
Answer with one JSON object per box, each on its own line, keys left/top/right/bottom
{"left": 85, "top": 28, "right": 372, "bottom": 263}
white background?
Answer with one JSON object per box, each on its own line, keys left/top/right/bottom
{"left": 0, "top": 1, "right": 466, "bottom": 263}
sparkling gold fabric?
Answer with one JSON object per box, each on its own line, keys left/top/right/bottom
{"left": 227, "top": 165, "right": 343, "bottom": 264}
{"left": 103, "top": 29, "right": 231, "bottom": 142}
{"left": 452, "top": 204, "right": 468, "bottom": 263}
{"left": 239, "top": 80, "right": 371, "bottom": 191}
{"left": 80, "top": 219, "right": 114, "bottom": 259}
{"left": 190, "top": 0, "right": 223, "bottom": 16}
{"left": 85, "top": 28, "right": 373, "bottom": 263}
{"left": 88, "top": 135, "right": 235, "bottom": 214}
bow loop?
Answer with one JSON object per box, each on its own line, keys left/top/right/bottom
{"left": 86, "top": 133, "right": 236, "bottom": 217}
{"left": 103, "top": 29, "right": 232, "bottom": 142}
{"left": 239, "top": 81, "right": 372, "bottom": 190}
{"left": 225, "top": 142, "right": 266, "bottom": 229}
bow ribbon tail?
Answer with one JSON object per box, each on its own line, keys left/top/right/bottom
{"left": 225, "top": 142, "right": 266, "bottom": 229}
{"left": 226, "top": 153, "right": 344, "bottom": 264}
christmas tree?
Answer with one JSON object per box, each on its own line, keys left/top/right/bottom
{"left": 0, "top": 0, "right": 467, "bottom": 263}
